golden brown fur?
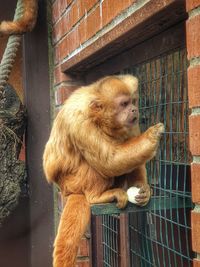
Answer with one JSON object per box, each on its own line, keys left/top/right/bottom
{"left": 0, "top": 0, "right": 38, "bottom": 35}
{"left": 43, "top": 75, "right": 164, "bottom": 267}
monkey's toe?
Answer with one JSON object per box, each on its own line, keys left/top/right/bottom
{"left": 116, "top": 194, "right": 128, "bottom": 209}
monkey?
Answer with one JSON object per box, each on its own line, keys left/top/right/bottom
{"left": 43, "top": 75, "right": 164, "bottom": 267}
{"left": 0, "top": 0, "right": 38, "bottom": 35}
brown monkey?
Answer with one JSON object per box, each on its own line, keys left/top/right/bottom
{"left": 0, "top": 0, "right": 38, "bottom": 35}
{"left": 43, "top": 75, "right": 164, "bottom": 267}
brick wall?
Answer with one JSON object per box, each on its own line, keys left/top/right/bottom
{"left": 52, "top": 0, "right": 180, "bottom": 109}
{"left": 51, "top": 0, "right": 200, "bottom": 266}
{"left": 186, "top": 0, "right": 200, "bottom": 265}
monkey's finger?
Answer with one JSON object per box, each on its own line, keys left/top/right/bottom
{"left": 116, "top": 197, "right": 128, "bottom": 209}
{"left": 135, "top": 193, "right": 149, "bottom": 200}
{"left": 139, "top": 186, "right": 153, "bottom": 196}
{"left": 135, "top": 199, "right": 149, "bottom": 206}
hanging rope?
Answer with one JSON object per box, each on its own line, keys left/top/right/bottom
{"left": 0, "top": 0, "right": 24, "bottom": 92}
{"left": 0, "top": 0, "right": 26, "bottom": 224}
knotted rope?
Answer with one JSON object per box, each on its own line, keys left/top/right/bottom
{"left": 0, "top": 0, "right": 26, "bottom": 224}
{"left": 0, "top": 0, "right": 23, "bottom": 93}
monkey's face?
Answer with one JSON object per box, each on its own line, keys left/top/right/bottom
{"left": 114, "top": 94, "right": 139, "bottom": 128}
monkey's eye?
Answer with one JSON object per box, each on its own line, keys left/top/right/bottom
{"left": 121, "top": 101, "right": 129, "bottom": 107}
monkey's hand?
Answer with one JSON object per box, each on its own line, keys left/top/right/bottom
{"left": 134, "top": 184, "right": 152, "bottom": 206}
{"left": 146, "top": 123, "right": 164, "bottom": 143}
{"left": 146, "top": 122, "right": 164, "bottom": 142}
{"left": 145, "top": 123, "right": 164, "bottom": 158}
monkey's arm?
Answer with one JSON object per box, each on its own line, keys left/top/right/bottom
{"left": 125, "top": 164, "right": 147, "bottom": 187}
{"left": 78, "top": 123, "right": 164, "bottom": 178}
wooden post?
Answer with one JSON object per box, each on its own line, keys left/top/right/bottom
{"left": 23, "top": 1, "right": 54, "bottom": 266}
{"left": 91, "top": 215, "right": 104, "bottom": 267}
{"left": 119, "top": 214, "right": 130, "bottom": 267}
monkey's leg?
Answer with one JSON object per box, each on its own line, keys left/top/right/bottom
{"left": 87, "top": 189, "right": 128, "bottom": 209}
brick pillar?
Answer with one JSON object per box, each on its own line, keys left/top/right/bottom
{"left": 186, "top": 0, "right": 200, "bottom": 265}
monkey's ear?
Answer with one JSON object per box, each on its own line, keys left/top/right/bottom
{"left": 89, "top": 99, "right": 103, "bottom": 111}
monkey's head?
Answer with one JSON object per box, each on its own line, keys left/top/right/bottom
{"left": 89, "top": 75, "right": 139, "bottom": 140}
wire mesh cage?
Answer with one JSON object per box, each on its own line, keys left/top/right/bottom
{"left": 91, "top": 47, "right": 193, "bottom": 267}
{"left": 125, "top": 47, "right": 193, "bottom": 267}
{"left": 102, "top": 215, "right": 120, "bottom": 266}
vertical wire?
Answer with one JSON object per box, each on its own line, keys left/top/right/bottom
{"left": 174, "top": 50, "right": 184, "bottom": 266}
{"left": 160, "top": 55, "right": 171, "bottom": 265}
{"left": 169, "top": 52, "right": 178, "bottom": 266}
{"left": 182, "top": 49, "right": 191, "bottom": 264}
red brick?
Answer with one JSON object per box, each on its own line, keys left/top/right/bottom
{"left": 80, "top": 0, "right": 98, "bottom": 13}
{"left": 67, "top": 28, "right": 80, "bottom": 54}
{"left": 69, "top": 1, "right": 81, "bottom": 28}
{"left": 54, "top": 64, "right": 70, "bottom": 85}
{"left": 53, "top": 5, "right": 79, "bottom": 44}
{"left": 76, "top": 260, "right": 90, "bottom": 267}
{"left": 186, "top": 14, "right": 200, "bottom": 59}
{"left": 54, "top": 44, "right": 61, "bottom": 65}
{"left": 79, "top": 6, "right": 101, "bottom": 44}
{"left": 102, "top": 0, "right": 133, "bottom": 27}
{"left": 188, "top": 65, "right": 200, "bottom": 108}
{"left": 189, "top": 115, "right": 200, "bottom": 155}
{"left": 52, "top": 0, "right": 60, "bottom": 24}
{"left": 194, "top": 259, "right": 200, "bottom": 267}
{"left": 77, "top": 238, "right": 90, "bottom": 257}
{"left": 58, "top": 36, "right": 70, "bottom": 60}
{"left": 58, "top": 27, "right": 81, "bottom": 60}
{"left": 60, "top": 0, "right": 71, "bottom": 14}
{"left": 191, "top": 163, "right": 200, "bottom": 204}
{"left": 53, "top": 0, "right": 99, "bottom": 44}
{"left": 67, "top": 0, "right": 74, "bottom": 6}
{"left": 186, "top": 0, "right": 200, "bottom": 12}
{"left": 52, "top": 0, "right": 71, "bottom": 25}
{"left": 53, "top": 17, "right": 67, "bottom": 44}
{"left": 55, "top": 85, "right": 77, "bottom": 105}
{"left": 191, "top": 211, "right": 200, "bottom": 253}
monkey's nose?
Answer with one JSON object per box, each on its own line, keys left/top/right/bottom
{"left": 132, "top": 108, "right": 138, "bottom": 113}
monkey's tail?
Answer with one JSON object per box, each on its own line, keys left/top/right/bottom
{"left": 53, "top": 194, "right": 91, "bottom": 267}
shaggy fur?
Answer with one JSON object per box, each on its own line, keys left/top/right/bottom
{"left": 0, "top": 0, "right": 38, "bottom": 35}
{"left": 43, "top": 75, "right": 164, "bottom": 267}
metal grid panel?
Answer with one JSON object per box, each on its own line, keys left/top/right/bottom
{"left": 91, "top": 47, "right": 193, "bottom": 267}
{"left": 102, "top": 215, "right": 120, "bottom": 267}
{"left": 124, "top": 48, "right": 193, "bottom": 267}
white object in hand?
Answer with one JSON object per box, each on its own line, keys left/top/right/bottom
{"left": 127, "top": 186, "right": 140, "bottom": 204}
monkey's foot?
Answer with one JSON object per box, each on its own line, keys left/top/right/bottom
{"left": 115, "top": 189, "right": 128, "bottom": 209}
{"left": 134, "top": 184, "right": 152, "bottom": 206}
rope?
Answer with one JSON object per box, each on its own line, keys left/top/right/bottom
{"left": 0, "top": 0, "right": 24, "bottom": 92}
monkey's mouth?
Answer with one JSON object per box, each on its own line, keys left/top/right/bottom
{"left": 132, "top": 117, "right": 138, "bottom": 124}
{"left": 127, "top": 116, "right": 138, "bottom": 126}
